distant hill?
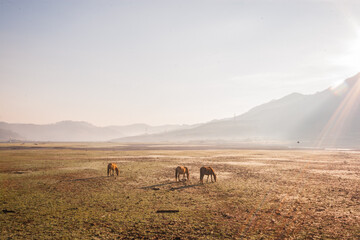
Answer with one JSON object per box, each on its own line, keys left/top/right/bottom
{"left": 0, "top": 128, "right": 23, "bottom": 142}
{"left": 0, "top": 121, "right": 198, "bottom": 142}
{"left": 2, "top": 73, "right": 359, "bottom": 147}
{"left": 115, "top": 73, "right": 360, "bottom": 148}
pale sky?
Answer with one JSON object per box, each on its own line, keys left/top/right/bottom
{"left": 1, "top": 0, "right": 359, "bottom": 126}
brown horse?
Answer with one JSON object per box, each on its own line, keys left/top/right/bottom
{"left": 200, "top": 166, "right": 216, "bottom": 183}
{"left": 107, "top": 163, "right": 119, "bottom": 177}
{"left": 175, "top": 166, "right": 189, "bottom": 182}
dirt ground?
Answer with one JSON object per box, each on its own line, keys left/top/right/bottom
{"left": 1, "top": 143, "right": 359, "bottom": 239}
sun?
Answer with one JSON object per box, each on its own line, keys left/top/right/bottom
{"left": 330, "top": 80, "right": 348, "bottom": 96}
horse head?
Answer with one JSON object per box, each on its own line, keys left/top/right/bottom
{"left": 185, "top": 167, "right": 190, "bottom": 180}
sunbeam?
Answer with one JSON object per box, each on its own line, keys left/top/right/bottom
{"left": 316, "top": 74, "right": 360, "bottom": 147}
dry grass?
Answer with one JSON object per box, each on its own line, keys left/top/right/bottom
{"left": 1, "top": 143, "right": 359, "bottom": 239}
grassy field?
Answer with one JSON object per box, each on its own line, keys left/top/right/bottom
{"left": 1, "top": 143, "right": 359, "bottom": 239}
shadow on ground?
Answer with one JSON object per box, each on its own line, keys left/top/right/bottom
{"left": 169, "top": 183, "right": 202, "bottom": 191}
{"left": 140, "top": 181, "right": 179, "bottom": 189}
{"left": 61, "top": 176, "right": 108, "bottom": 182}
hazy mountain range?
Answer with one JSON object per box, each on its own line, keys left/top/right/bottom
{"left": 1, "top": 73, "right": 359, "bottom": 147}
{"left": 114, "top": 72, "right": 360, "bottom": 148}
{"left": 0, "top": 121, "right": 197, "bottom": 142}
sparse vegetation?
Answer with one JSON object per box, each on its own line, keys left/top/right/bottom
{"left": 1, "top": 143, "right": 359, "bottom": 239}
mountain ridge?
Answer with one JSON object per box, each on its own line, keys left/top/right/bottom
{"left": 114, "top": 73, "right": 360, "bottom": 148}
{"left": 1, "top": 72, "right": 359, "bottom": 147}
{"left": 0, "top": 121, "right": 199, "bottom": 142}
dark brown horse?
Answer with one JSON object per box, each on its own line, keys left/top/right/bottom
{"left": 107, "top": 163, "right": 119, "bottom": 177}
{"left": 200, "top": 166, "right": 216, "bottom": 183}
{"left": 175, "top": 166, "right": 189, "bottom": 182}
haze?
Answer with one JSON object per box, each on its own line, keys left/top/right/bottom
{"left": 1, "top": 0, "right": 360, "bottom": 126}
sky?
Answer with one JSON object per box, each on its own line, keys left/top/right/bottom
{"left": 0, "top": 0, "right": 359, "bottom": 126}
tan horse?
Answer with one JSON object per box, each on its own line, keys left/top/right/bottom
{"left": 107, "top": 163, "right": 119, "bottom": 177}
{"left": 175, "top": 166, "right": 189, "bottom": 182}
{"left": 200, "top": 166, "right": 216, "bottom": 183}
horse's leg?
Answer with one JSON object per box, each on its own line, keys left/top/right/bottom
{"left": 211, "top": 174, "right": 213, "bottom": 182}
{"left": 207, "top": 175, "right": 209, "bottom": 182}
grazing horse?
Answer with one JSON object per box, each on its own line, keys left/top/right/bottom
{"left": 200, "top": 166, "right": 216, "bottom": 183}
{"left": 175, "top": 166, "right": 189, "bottom": 182}
{"left": 107, "top": 163, "right": 119, "bottom": 177}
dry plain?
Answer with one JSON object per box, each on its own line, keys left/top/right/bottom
{"left": 1, "top": 143, "right": 359, "bottom": 239}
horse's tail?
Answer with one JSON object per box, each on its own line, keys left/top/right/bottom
{"left": 107, "top": 164, "right": 110, "bottom": 176}
{"left": 115, "top": 167, "right": 119, "bottom": 176}
{"left": 185, "top": 167, "right": 189, "bottom": 180}
{"left": 175, "top": 167, "right": 178, "bottom": 181}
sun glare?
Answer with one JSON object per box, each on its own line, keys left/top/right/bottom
{"left": 330, "top": 80, "right": 348, "bottom": 96}
{"left": 317, "top": 74, "right": 360, "bottom": 147}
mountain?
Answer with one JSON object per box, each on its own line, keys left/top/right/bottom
{"left": 115, "top": 73, "right": 360, "bottom": 148}
{"left": 3, "top": 73, "right": 360, "bottom": 147}
{"left": 0, "top": 128, "right": 23, "bottom": 142}
{"left": 107, "top": 123, "right": 198, "bottom": 137}
{"left": 0, "top": 121, "right": 198, "bottom": 142}
{"left": 0, "top": 121, "right": 117, "bottom": 142}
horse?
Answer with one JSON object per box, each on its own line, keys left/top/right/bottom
{"left": 200, "top": 166, "right": 216, "bottom": 183}
{"left": 175, "top": 166, "right": 189, "bottom": 182}
{"left": 107, "top": 163, "right": 119, "bottom": 177}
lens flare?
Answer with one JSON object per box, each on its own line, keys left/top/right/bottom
{"left": 316, "top": 75, "right": 360, "bottom": 147}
